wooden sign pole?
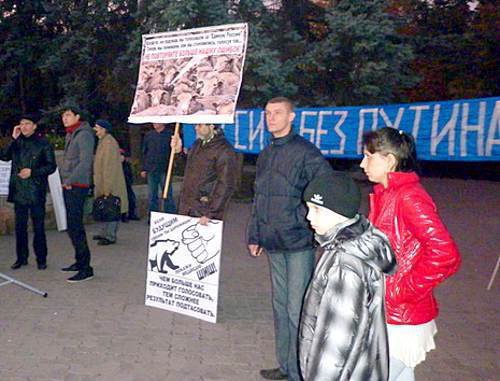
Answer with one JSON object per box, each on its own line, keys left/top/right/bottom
{"left": 162, "top": 122, "right": 180, "bottom": 201}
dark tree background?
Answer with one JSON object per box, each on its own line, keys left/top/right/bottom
{"left": 0, "top": 0, "right": 498, "bottom": 151}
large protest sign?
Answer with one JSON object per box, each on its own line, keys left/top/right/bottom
{"left": 0, "top": 160, "right": 11, "bottom": 196}
{"left": 182, "top": 96, "right": 500, "bottom": 161}
{"left": 145, "top": 212, "right": 223, "bottom": 323}
{"left": 128, "top": 23, "right": 248, "bottom": 125}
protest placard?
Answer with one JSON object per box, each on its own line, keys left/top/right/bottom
{"left": 128, "top": 23, "right": 248, "bottom": 125}
{"left": 145, "top": 212, "right": 223, "bottom": 323}
{"left": 48, "top": 168, "right": 67, "bottom": 231}
{"left": 0, "top": 160, "right": 11, "bottom": 196}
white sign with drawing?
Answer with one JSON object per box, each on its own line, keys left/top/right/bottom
{"left": 145, "top": 212, "right": 223, "bottom": 323}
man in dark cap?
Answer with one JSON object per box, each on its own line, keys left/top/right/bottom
{"left": 0, "top": 112, "right": 57, "bottom": 270}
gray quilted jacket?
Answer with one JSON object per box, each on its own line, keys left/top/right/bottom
{"left": 299, "top": 215, "right": 396, "bottom": 381}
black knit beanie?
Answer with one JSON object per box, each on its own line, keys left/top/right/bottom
{"left": 303, "top": 171, "right": 361, "bottom": 218}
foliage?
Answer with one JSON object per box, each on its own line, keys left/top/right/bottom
{"left": 0, "top": 0, "right": 497, "bottom": 140}
{"left": 45, "top": 133, "right": 65, "bottom": 150}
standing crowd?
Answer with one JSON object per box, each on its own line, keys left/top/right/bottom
{"left": 0, "top": 97, "right": 461, "bottom": 380}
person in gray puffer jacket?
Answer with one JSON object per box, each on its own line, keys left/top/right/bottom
{"left": 299, "top": 172, "right": 397, "bottom": 381}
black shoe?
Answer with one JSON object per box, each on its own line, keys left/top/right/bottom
{"left": 97, "top": 238, "right": 116, "bottom": 246}
{"left": 37, "top": 263, "right": 47, "bottom": 270}
{"left": 128, "top": 215, "right": 140, "bottom": 221}
{"left": 121, "top": 215, "right": 129, "bottom": 223}
{"left": 11, "top": 260, "right": 28, "bottom": 270}
{"left": 61, "top": 263, "right": 79, "bottom": 272}
{"left": 260, "top": 368, "right": 288, "bottom": 380}
{"left": 67, "top": 267, "right": 94, "bottom": 283}
{"left": 92, "top": 235, "right": 104, "bottom": 241}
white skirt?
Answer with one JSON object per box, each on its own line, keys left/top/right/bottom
{"left": 387, "top": 320, "right": 437, "bottom": 368}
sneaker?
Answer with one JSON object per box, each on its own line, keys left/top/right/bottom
{"left": 259, "top": 368, "right": 288, "bottom": 380}
{"left": 67, "top": 267, "right": 94, "bottom": 283}
{"left": 61, "top": 263, "right": 79, "bottom": 272}
{"left": 37, "top": 263, "right": 47, "bottom": 270}
{"left": 97, "top": 238, "right": 116, "bottom": 246}
{"left": 11, "top": 260, "right": 28, "bottom": 270}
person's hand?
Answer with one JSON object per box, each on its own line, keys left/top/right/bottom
{"left": 140, "top": 171, "right": 147, "bottom": 178}
{"left": 199, "top": 216, "right": 210, "bottom": 226}
{"left": 12, "top": 125, "right": 21, "bottom": 140}
{"left": 171, "top": 134, "right": 183, "bottom": 153}
{"left": 18, "top": 168, "right": 31, "bottom": 179}
{"left": 62, "top": 184, "right": 72, "bottom": 190}
{"left": 248, "top": 244, "right": 263, "bottom": 257}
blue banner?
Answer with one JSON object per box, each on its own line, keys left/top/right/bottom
{"left": 183, "top": 96, "right": 500, "bottom": 161}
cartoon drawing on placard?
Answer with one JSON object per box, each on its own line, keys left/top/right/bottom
{"left": 149, "top": 239, "right": 180, "bottom": 273}
{"left": 181, "top": 221, "right": 221, "bottom": 264}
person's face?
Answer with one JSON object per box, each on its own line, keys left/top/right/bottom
{"left": 360, "top": 150, "right": 395, "bottom": 187}
{"left": 152, "top": 123, "right": 165, "bottom": 132}
{"left": 93, "top": 124, "right": 107, "bottom": 139}
{"left": 265, "top": 102, "right": 295, "bottom": 138}
{"left": 195, "top": 124, "right": 214, "bottom": 140}
{"left": 19, "top": 119, "right": 37, "bottom": 137}
{"left": 61, "top": 110, "right": 80, "bottom": 128}
{"left": 306, "top": 202, "right": 348, "bottom": 235}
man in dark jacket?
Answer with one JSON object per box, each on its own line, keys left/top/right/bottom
{"left": 299, "top": 172, "right": 396, "bottom": 381}
{"left": 59, "top": 106, "right": 95, "bottom": 283}
{"left": 0, "top": 113, "right": 56, "bottom": 270}
{"left": 247, "top": 97, "right": 333, "bottom": 381}
{"left": 140, "top": 123, "right": 176, "bottom": 215}
{"left": 171, "top": 124, "right": 237, "bottom": 224}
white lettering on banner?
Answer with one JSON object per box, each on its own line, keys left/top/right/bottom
{"left": 409, "top": 105, "right": 430, "bottom": 139}
{"left": 431, "top": 103, "right": 459, "bottom": 156}
{"left": 299, "top": 111, "right": 318, "bottom": 144}
{"left": 486, "top": 101, "right": 500, "bottom": 156}
{"left": 319, "top": 111, "right": 347, "bottom": 155}
{"left": 248, "top": 110, "right": 265, "bottom": 151}
{"left": 379, "top": 107, "right": 404, "bottom": 129}
{"left": 461, "top": 102, "right": 486, "bottom": 157}
{"left": 234, "top": 110, "right": 247, "bottom": 150}
{"left": 357, "top": 108, "right": 378, "bottom": 154}
{"left": 332, "top": 111, "right": 348, "bottom": 155}
{"left": 316, "top": 111, "right": 330, "bottom": 149}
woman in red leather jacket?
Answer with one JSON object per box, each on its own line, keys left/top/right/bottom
{"left": 360, "top": 127, "right": 461, "bottom": 381}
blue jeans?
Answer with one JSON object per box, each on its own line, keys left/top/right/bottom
{"left": 267, "top": 249, "right": 315, "bottom": 381}
{"left": 99, "top": 221, "right": 119, "bottom": 242}
{"left": 147, "top": 171, "right": 176, "bottom": 214}
{"left": 389, "top": 357, "right": 415, "bottom": 381}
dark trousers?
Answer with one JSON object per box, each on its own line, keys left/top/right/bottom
{"left": 63, "top": 187, "right": 92, "bottom": 270}
{"left": 125, "top": 181, "right": 137, "bottom": 217}
{"left": 14, "top": 201, "right": 48, "bottom": 265}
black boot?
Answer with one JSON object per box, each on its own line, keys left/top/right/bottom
{"left": 11, "top": 259, "right": 28, "bottom": 270}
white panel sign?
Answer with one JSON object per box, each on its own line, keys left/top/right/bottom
{"left": 145, "top": 212, "right": 222, "bottom": 323}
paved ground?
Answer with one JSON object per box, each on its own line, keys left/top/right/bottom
{"left": 0, "top": 177, "right": 498, "bottom": 381}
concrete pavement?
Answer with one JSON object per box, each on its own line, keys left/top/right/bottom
{"left": 0, "top": 177, "right": 498, "bottom": 381}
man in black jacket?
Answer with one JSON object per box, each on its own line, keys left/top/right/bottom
{"left": 140, "top": 123, "right": 176, "bottom": 215}
{"left": 247, "top": 97, "right": 332, "bottom": 381}
{"left": 0, "top": 113, "right": 56, "bottom": 270}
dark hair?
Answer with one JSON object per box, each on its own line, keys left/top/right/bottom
{"left": 60, "top": 104, "right": 83, "bottom": 118}
{"left": 266, "top": 97, "right": 295, "bottom": 112}
{"left": 362, "top": 127, "right": 418, "bottom": 172}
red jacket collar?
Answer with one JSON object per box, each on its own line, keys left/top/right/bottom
{"left": 373, "top": 172, "right": 420, "bottom": 194}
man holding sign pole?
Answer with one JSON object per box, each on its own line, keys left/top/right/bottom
{"left": 248, "top": 97, "right": 332, "bottom": 381}
{"left": 171, "top": 123, "right": 237, "bottom": 225}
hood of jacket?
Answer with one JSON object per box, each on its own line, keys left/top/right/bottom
{"left": 319, "top": 214, "right": 397, "bottom": 275}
